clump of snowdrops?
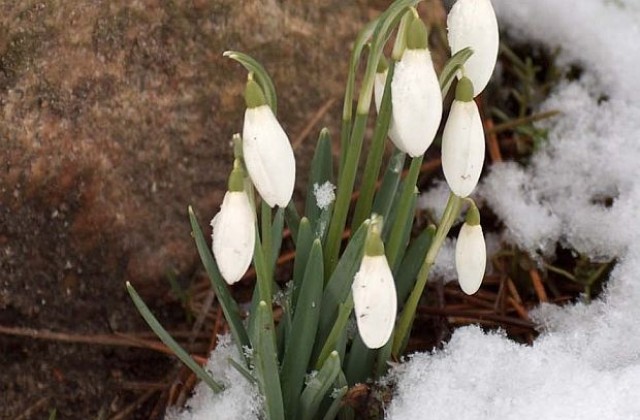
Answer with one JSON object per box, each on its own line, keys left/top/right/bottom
{"left": 127, "top": 0, "right": 499, "bottom": 418}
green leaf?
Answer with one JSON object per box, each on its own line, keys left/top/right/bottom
{"left": 223, "top": 50, "right": 278, "bottom": 112}
{"left": 298, "top": 351, "right": 342, "bottom": 420}
{"left": 285, "top": 201, "right": 301, "bottom": 245}
{"left": 126, "top": 282, "right": 224, "bottom": 393}
{"left": 344, "top": 334, "right": 376, "bottom": 386}
{"left": 271, "top": 207, "right": 285, "bottom": 268}
{"left": 253, "top": 301, "right": 285, "bottom": 420}
{"left": 188, "top": 206, "right": 250, "bottom": 356}
{"left": 395, "top": 226, "right": 435, "bottom": 308}
{"left": 439, "top": 47, "right": 474, "bottom": 96}
{"left": 372, "top": 149, "right": 406, "bottom": 222}
{"left": 291, "top": 218, "right": 314, "bottom": 311}
{"left": 281, "top": 240, "right": 324, "bottom": 418}
{"left": 305, "top": 128, "right": 334, "bottom": 233}
{"left": 351, "top": 60, "right": 396, "bottom": 231}
{"left": 322, "top": 386, "right": 348, "bottom": 420}
{"left": 315, "top": 293, "right": 353, "bottom": 370}
{"left": 228, "top": 357, "right": 257, "bottom": 385}
{"left": 317, "top": 222, "right": 368, "bottom": 349}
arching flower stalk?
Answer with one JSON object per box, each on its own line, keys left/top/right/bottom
{"left": 389, "top": 12, "right": 442, "bottom": 157}
{"left": 455, "top": 201, "right": 486, "bottom": 295}
{"left": 352, "top": 215, "right": 397, "bottom": 349}
{"left": 447, "top": 0, "right": 499, "bottom": 97}
{"left": 242, "top": 76, "right": 296, "bottom": 208}
{"left": 211, "top": 159, "right": 256, "bottom": 285}
{"left": 441, "top": 76, "right": 485, "bottom": 197}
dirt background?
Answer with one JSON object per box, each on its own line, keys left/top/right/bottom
{"left": 0, "top": 0, "right": 452, "bottom": 418}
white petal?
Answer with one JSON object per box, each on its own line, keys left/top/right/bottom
{"left": 374, "top": 70, "right": 402, "bottom": 149}
{"left": 352, "top": 255, "right": 397, "bottom": 349}
{"left": 243, "top": 105, "right": 296, "bottom": 207}
{"left": 455, "top": 223, "right": 486, "bottom": 295}
{"left": 391, "top": 49, "right": 443, "bottom": 157}
{"left": 441, "top": 99, "right": 485, "bottom": 197}
{"left": 211, "top": 191, "right": 256, "bottom": 285}
{"left": 447, "top": 0, "right": 499, "bottom": 96}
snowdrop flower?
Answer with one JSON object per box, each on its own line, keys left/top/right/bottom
{"left": 211, "top": 160, "right": 255, "bottom": 285}
{"left": 374, "top": 56, "right": 403, "bottom": 149}
{"left": 455, "top": 203, "right": 486, "bottom": 295}
{"left": 441, "top": 76, "right": 485, "bottom": 197}
{"left": 242, "top": 77, "right": 295, "bottom": 208}
{"left": 390, "top": 14, "right": 442, "bottom": 157}
{"left": 352, "top": 215, "right": 397, "bottom": 349}
{"left": 447, "top": 0, "right": 499, "bottom": 97}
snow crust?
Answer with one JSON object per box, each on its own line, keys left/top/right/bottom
{"left": 388, "top": 1, "right": 640, "bottom": 418}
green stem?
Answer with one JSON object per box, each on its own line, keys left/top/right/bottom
{"left": 385, "top": 156, "right": 423, "bottom": 268}
{"left": 261, "top": 201, "right": 272, "bottom": 279}
{"left": 392, "top": 193, "right": 462, "bottom": 357}
{"left": 324, "top": 113, "right": 369, "bottom": 275}
{"left": 352, "top": 61, "right": 396, "bottom": 231}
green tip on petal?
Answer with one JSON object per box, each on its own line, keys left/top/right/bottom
{"left": 464, "top": 200, "right": 481, "bottom": 226}
{"left": 244, "top": 76, "right": 267, "bottom": 109}
{"left": 455, "top": 76, "right": 475, "bottom": 102}
{"left": 406, "top": 14, "right": 428, "bottom": 50}
{"left": 377, "top": 55, "right": 389, "bottom": 74}
{"left": 228, "top": 159, "right": 246, "bottom": 192}
{"left": 364, "top": 214, "right": 385, "bottom": 256}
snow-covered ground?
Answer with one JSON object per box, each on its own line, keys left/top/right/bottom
{"left": 388, "top": 1, "right": 640, "bottom": 418}
{"left": 170, "top": 1, "right": 640, "bottom": 418}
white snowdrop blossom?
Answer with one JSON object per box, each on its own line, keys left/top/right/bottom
{"left": 447, "top": 0, "right": 499, "bottom": 97}
{"left": 441, "top": 77, "right": 485, "bottom": 197}
{"left": 242, "top": 79, "right": 295, "bottom": 208}
{"left": 455, "top": 205, "right": 486, "bottom": 295}
{"left": 352, "top": 216, "right": 397, "bottom": 349}
{"left": 390, "top": 15, "right": 442, "bottom": 157}
{"left": 211, "top": 190, "right": 255, "bottom": 285}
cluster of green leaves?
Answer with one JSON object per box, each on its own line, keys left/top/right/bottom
{"left": 127, "top": 0, "right": 475, "bottom": 418}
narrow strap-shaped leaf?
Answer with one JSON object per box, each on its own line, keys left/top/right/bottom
{"left": 305, "top": 128, "right": 334, "bottom": 232}
{"left": 188, "top": 206, "right": 250, "bottom": 356}
{"left": 315, "top": 293, "right": 353, "bottom": 370}
{"left": 439, "top": 47, "right": 473, "bottom": 97}
{"left": 317, "top": 222, "right": 368, "bottom": 348}
{"left": 223, "top": 50, "right": 278, "bottom": 112}
{"left": 322, "top": 385, "right": 348, "bottom": 420}
{"left": 372, "top": 148, "right": 406, "bottom": 221}
{"left": 351, "top": 59, "right": 396, "bottom": 231}
{"left": 395, "top": 225, "right": 435, "bottom": 308}
{"left": 281, "top": 240, "right": 324, "bottom": 418}
{"left": 261, "top": 202, "right": 273, "bottom": 279}
{"left": 228, "top": 357, "right": 257, "bottom": 385}
{"left": 386, "top": 187, "right": 419, "bottom": 272}
{"left": 126, "top": 282, "right": 224, "bottom": 393}
{"left": 298, "top": 351, "right": 342, "bottom": 420}
{"left": 271, "top": 207, "right": 285, "bottom": 269}
{"left": 253, "top": 301, "right": 285, "bottom": 420}
{"left": 291, "top": 218, "right": 314, "bottom": 311}
{"left": 344, "top": 334, "right": 376, "bottom": 386}
{"left": 285, "top": 201, "right": 301, "bottom": 244}
{"left": 374, "top": 333, "right": 393, "bottom": 377}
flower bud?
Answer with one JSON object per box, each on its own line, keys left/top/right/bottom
{"left": 390, "top": 15, "right": 442, "bottom": 157}
{"left": 242, "top": 78, "right": 296, "bottom": 207}
{"left": 211, "top": 162, "right": 256, "bottom": 285}
{"left": 441, "top": 77, "right": 485, "bottom": 197}
{"left": 447, "top": 0, "right": 499, "bottom": 97}
{"left": 455, "top": 204, "right": 486, "bottom": 295}
{"left": 352, "top": 216, "right": 397, "bottom": 349}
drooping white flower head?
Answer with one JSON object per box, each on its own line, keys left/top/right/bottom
{"left": 455, "top": 203, "right": 486, "bottom": 295}
{"left": 211, "top": 161, "right": 256, "bottom": 285}
{"left": 390, "top": 14, "right": 443, "bottom": 157}
{"left": 352, "top": 215, "right": 397, "bottom": 349}
{"left": 441, "top": 77, "right": 485, "bottom": 197}
{"left": 242, "top": 78, "right": 296, "bottom": 208}
{"left": 374, "top": 56, "right": 403, "bottom": 149}
{"left": 447, "top": 0, "right": 499, "bottom": 97}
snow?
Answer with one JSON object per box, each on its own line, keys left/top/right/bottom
{"left": 313, "top": 181, "right": 336, "bottom": 210}
{"left": 388, "top": 0, "right": 640, "bottom": 419}
{"left": 166, "top": 335, "right": 260, "bottom": 420}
